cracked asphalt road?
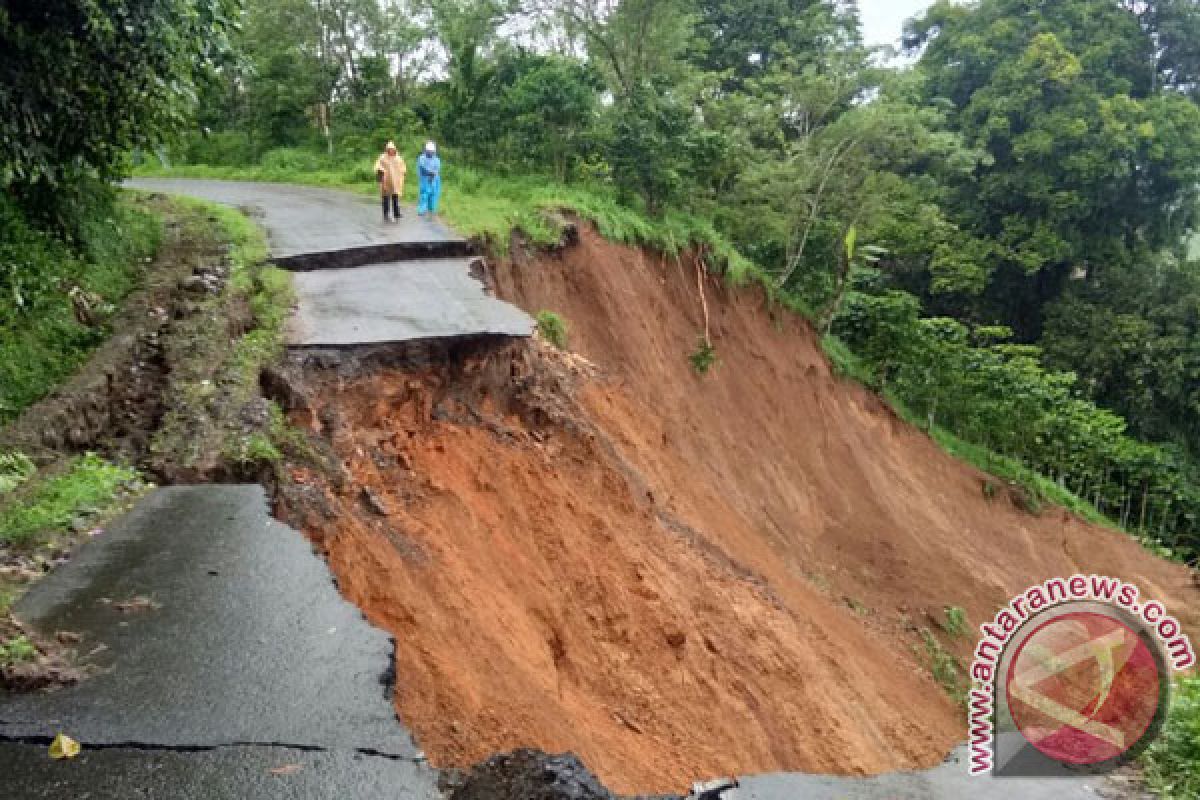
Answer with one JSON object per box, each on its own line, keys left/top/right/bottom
{"left": 0, "top": 741, "right": 436, "bottom": 799}
{"left": 127, "top": 178, "right": 467, "bottom": 269}
{"left": 0, "top": 486, "right": 439, "bottom": 798}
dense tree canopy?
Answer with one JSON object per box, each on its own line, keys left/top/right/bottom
{"left": 0, "top": 0, "right": 238, "bottom": 221}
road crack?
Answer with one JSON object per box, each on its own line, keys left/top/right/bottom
{"left": 0, "top": 731, "right": 426, "bottom": 763}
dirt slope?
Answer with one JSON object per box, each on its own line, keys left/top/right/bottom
{"left": 276, "top": 226, "right": 1199, "bottom": 794}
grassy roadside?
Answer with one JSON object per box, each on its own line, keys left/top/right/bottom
{"left": 140, "top": 195, "right": 295, "bottom": 477}
{"left": 0, "top": 194, "right": 291, "bottom": 551}
{"left": 1, "top": 193, "right": 162, "bottom": 423}
{"left": 1142, "top": 675, "right": 1200, "bottom": 799}
{"left": 0, "top": 455, "right": 144, "bottom": 547}
{"left": 1, "top": 191, "right": 163, "bottom": 551}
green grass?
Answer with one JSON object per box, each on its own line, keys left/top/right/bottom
{"left": 0, "top": 454, "right": 141, "bottom": 546}
{"left": 141, "top": 195, "right": 295, "bottom": 475}
{"left": 536, "top": 311, "right": 569, "bottom": 350}
{"left": 822, "top": 334, "right": 876, "bottom": 384}
{"left": 0, "top": 635, "right": 36, "bottom": 667}
{"left": 940, "top": 606, "right": 969, "bottom": 639}
{"left": 1143, "top": 675, "right": 1200, "bottom": 799}
{"left": 164, "top": 194, "right": 291, "bottom": 383}
{"left": 0, "top": 452, "right": 35, "bottom": 494}
{"left": 0, "top": 194, "right": 162, "bottom": 422}
{"left": 919, "top": 628, "right": 967, "bottom": 707}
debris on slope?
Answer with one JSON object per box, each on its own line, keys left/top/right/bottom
{"left": 440, "top": 749, "right": 680, "bottom": 800}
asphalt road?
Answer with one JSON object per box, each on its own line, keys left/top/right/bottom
{"left": 131, "top": 178, "right": 534, "bottom": 347}
{"left": 727, "top": 745, "right": 1114, "bottom": 799}
{"left": 0, "top": 486, "right": 439, "bottom": 799}
{"left": 127, "top": 178, "right": 468, "bottom": 269}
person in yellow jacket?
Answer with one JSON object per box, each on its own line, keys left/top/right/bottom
{"left": 374, "top": 141, "right": 407, "bottom": 222}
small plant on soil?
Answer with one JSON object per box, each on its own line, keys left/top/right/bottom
{"left": 689, "top": 337, "right": 717, "bottom": 374}
{"left": 0, "top": 452, "right": 35, "bottom": 494}
{"left": 229, "top": 433, "right": 283, "bottom": 469}
{"left": 940, "top": 605, "right": 969, "bottom": 639}
{"left": 845, "top": 596, "right": 870, "bottom": 616}
{"left": 536, "top": 310, "right": 569, "bottom": 350}
{"left": 0, "top": 635, "right": 36, "bottom": 666}
{"left": 919, "top": 628, "right": 966, "bottom": 707}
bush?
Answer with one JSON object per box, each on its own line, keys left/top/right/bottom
{"left": 689, "top": 337, "right": 718, "bottom": 374}
{"left": 260, "top": 147, "right": 328, "bottom": 174}
{"left": 536, "top": 311, "right": 569, "bottom": 350}
{"left": 1142, "top": 676, "right": 1200, "bottom": 799}
{"left": 182, "top": 130, "right": 258, "bottom": 167}
{"left": 0, "top": 636, "right": 36, "bottom": 666}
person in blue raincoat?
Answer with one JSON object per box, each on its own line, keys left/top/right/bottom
{"left": 417, "top": 141, "right": 442, "bottom": 216}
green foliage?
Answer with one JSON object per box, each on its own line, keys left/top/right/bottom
{"left": 1142, "top": 675, "right": 1200, "bottom": 799}
{"left": 821, "top": 335, "right": 874, "bottom": 385}
{"left": 940, "top": 606, "right": 968, "bottom": 639}
{"left": 536, "top": 311, "right": 569, "bottom": 350}
{"left": 0, "top": 453, "right": 35, "bottom": 495}
{"left": 905, "top": 0, "right": 1200, "bottom": 335}
{"left": 0, "top": 454, "right": 141, "bottom": 546}
{"left": 228, "top": 432, "right": 283, "bottom": 468}
{"left": 689, "top": 337, "right": 718, "bottom": 374}
{"left": 0, "top": 193, "right": 162, "bottom": 422}
{"left": 0, "top": 635, "right": 36, "bottom": 667}
{"left": 919, "top": 628, "right": 966, "bottom": 707}
{"left": 835, "top": 286, "right": 1200, "bottom": 555}
{"left": 607, "top": 80, "right": 716, "bottom": 214}
{"left": 0, "top": 0, "right": 239, "bottom": 221}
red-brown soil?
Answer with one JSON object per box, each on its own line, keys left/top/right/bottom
{"left": 277, "top": 226, "right": 1199, "bottom": 794}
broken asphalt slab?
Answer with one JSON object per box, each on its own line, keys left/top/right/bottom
{"left": 286, "top": 258, "right": 535, "bottom": 346}
{"left": 128, "top": 178, "right": 535, "bottom": 347}
{"left": 0, "top": 485, "right": 438, "bottom": 798}
{"left": 127, "top": 178, "right": 469, "bottom": 269}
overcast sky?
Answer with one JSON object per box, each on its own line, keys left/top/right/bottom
{"left": 859, "top": 0, "right": 937, "bottom": 47}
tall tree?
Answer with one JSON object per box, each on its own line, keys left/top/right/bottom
{"left": 907, "top": 0, "right": 1200, "bottom": 339}
{"left": 0, "top": 0, "right": 239, "bottom": 218}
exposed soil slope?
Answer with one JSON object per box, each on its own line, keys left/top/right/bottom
{"left": 276, "top": 226, "right": 1199, "bottom": 794}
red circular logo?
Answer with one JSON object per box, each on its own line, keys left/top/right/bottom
{"left": 1005, "top": 611, "right": 1163, "bottom": 765}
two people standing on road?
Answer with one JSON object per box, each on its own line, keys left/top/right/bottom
{"left": 374, "top": 140, "right": 442, "bottom": 222}
{"left": 374, "top": 141, "right": 406, "bottom": 222}
{"left": 417, "top": 141, "right": 441, "bottom": 216}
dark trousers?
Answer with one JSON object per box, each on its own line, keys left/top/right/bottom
{"left": 381, "top": 194, "right": 400, "bottom": 218}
